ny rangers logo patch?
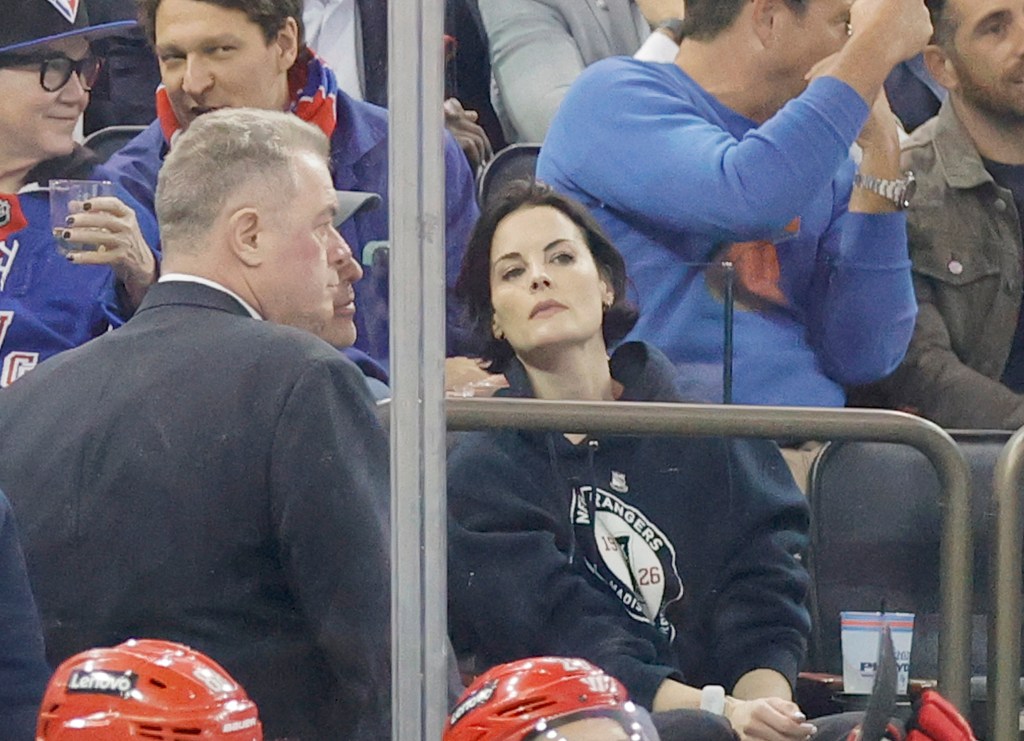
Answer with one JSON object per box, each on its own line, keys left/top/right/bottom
{"left": 572, "top": 486, "right": 683, "bottom": 640}
{"left": 46, "top": 0, "right": 80, "bottom": 23}
{"left": 0, "top": 200, "right": 9, "bottom": 229}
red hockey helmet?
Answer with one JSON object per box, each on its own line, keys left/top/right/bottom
{"left": 445, "top": 657, "right": 654, "bottom": 741}
{"left": 37, "top": 638, "right": 262, "bottom": 740}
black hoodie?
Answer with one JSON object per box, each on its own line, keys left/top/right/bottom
{"left": 448, "top": 342, "right": 811, "bottom": 709}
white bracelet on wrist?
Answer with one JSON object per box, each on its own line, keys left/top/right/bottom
{"left": 700, "top": 684, "right": 726, "bottom": 715}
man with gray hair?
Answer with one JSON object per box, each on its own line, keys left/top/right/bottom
{"left": 0, "top": 108, "right": 390, "bottom": 740}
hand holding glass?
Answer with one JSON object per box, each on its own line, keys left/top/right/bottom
{"left": 50, "top": 180, "right": 117, "bottom": 256}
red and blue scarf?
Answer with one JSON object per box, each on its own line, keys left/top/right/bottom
{"left": 155, "top": 47, "right": 339, "bottom": 145}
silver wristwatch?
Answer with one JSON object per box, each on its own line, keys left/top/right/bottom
{"left": 853, "top": 170, "right": 916, "bottom": 209}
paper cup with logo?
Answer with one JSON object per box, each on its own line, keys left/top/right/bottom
{"left": 840, "top": 611, "right": 914, "bottom": 694}
{"left": 49, "top": 179, "right": 116, "bottom": 255}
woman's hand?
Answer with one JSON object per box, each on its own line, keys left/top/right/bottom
{"left": 57, "top": 195, "right": 158, "bottom": 310}
{"left": 724, "top": 696, "right": 818, "bottom": 741}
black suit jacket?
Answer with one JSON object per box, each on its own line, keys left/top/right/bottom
{"left": 0, "top": 282, "right": 391, "bottom": 740}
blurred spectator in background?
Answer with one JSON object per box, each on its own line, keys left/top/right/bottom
{"left": 0, "top": 490, "right": 49, "bottom": 741}
{"left": 481, "top": 0, "right": 685, "bottom": 143}
{"left": 303, "top": 0, "right": 499, "bottom": 169}
{"left": 885, "top": 54, "right": 946, "bottom": 135}
{"left": 536, "top": 0, "right": 929, "bottom": 408}
{"left": 851, "top": 0, "right": 1024, "bottom": 429}
{"left": 0, "top": 0, "right": 158, "bottom": 387}
{"left": 83, "top": 0, "right": 161, "bottom": 134}
{"left": 37, "top": 639, "right": 262, "bottom": 740}
{"left": 99, "top": 0, "right": 479, "bottom": 371}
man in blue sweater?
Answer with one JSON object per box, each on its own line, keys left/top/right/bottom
{"left": 537, "top": 0, "right": 931, "bottom": 407}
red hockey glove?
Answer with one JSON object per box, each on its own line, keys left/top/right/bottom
{"left": 905, "top": 690, "right": 976, "bottom": 741}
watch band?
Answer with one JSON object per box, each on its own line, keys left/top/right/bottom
{"left": 853, "top": 170, "right": 916, "bottom": 209}
{"left": 656, "top": 18, "right": 686, "bottom": 45}
{"left": 700, "top": 685, "right": 726, "bottom": 715}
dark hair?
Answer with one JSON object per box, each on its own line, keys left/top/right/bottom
{"left": 455, "top": 180, "right": 638, "bottom": 373}
{"left": 680, "top": 0, "right": 807, "bottom": 41}
{"left": 924, "top": 0, "right": 956, "bottom": 47}
{"left": 135, "top": 0, "right": 305, "bottom": 48}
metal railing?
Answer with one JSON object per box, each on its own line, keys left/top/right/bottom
{"left": 989, "top": 427, "right": 1024, "bottom": 741}
{"left": 441, "top": 398, "right": 974, "bottom": 714}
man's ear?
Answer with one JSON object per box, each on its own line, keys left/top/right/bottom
{"left": 228, "top": 207, "right": 263, "bottom": 268}
{"left": 750, "top": 0, "right": 785, "bottom": 48}
{"left": 274, "top": 17, "right": 300, "bottom": 72}
{"left": 923, "top": 43, "right": 957, "bottom": 91}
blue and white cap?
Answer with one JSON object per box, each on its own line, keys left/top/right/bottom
{"left": 0, "top": 0, "right": 136, "bottom": 56}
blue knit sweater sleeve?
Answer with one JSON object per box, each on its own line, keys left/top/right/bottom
{"left": 538, "top": 58, "right": 870, "bottom": 248}
{"left": 808, "top": 204, "right": 916, "bottom": 384}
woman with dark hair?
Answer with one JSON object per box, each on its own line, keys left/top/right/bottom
{"left": 448, "top": 180, "right": 817, "bottom": 741}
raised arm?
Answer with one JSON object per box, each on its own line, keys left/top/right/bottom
{"left": 539, "top": 61, "right": 872, "bottom": 248}
{"left": 479, "top": 0, "right": 591, "bottom": 142}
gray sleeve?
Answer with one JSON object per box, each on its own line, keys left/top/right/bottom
{"left": 480, "top": 0, "right": 586, "bottom": 142}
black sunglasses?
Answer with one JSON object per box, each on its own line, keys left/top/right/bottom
{"left": 0, "top": 52, "right": 103, "bottom": 92}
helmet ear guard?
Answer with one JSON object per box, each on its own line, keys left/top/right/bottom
{"left": 444, "top": 656, "right": 653, "bottom": 741}
{"left": 36, "top": 638, "right": 262, "bottom": 741}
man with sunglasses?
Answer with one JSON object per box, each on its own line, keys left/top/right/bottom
{"left": 0, "top": 0, "right": 159, "bottom": 387}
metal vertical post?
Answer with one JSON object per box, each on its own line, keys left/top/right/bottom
{"left": 721, "top": 261, "right": 735, "bottom": 404}
{"left": 388, "top": 0, "right": 448, "bottom": 738}
{"left": 989, "top": 427, "right": 1024, "bottom": 741}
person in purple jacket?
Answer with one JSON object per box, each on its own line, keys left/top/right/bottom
{"left": 99, "top": 0, "right": 480, "bottom": 369}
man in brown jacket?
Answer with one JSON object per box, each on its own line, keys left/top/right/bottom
{"left": 861, "top": 0, "right": 1024, "bottom": 429}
